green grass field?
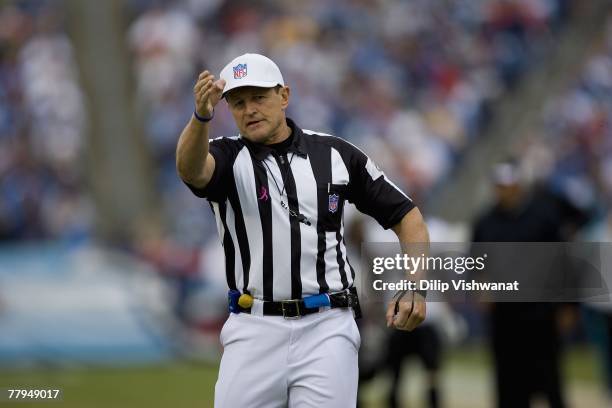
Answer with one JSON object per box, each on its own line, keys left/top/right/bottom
{"left": 0, "top": 346, "right": 608, "bottom": 407}
{"left": 0, "top": 362, "right": 219, "bottom": 408}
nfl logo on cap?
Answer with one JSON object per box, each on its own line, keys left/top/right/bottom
{"left": 233, "top": 63, "right": 247, "bottom": 79}
{"left": 220, "top": 54, "right": 285, "bottom": 97}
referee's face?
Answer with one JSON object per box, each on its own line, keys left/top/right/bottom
{"left": 226, "top": 86, "right": 291, "bottom": 145}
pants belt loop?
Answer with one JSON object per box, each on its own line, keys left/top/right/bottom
{"left": 250, "top": 299, "right": 264, "bottom": 316}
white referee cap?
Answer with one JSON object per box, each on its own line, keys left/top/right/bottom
{"left": 220, "top": 53, "right": 285, "bottom": 97}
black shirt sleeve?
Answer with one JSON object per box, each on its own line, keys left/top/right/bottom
{"left": 339, "top": 140, "right": 416, "bottom": 229}
{"left": 183, "top": 137, "right": 240, "bottom": 202}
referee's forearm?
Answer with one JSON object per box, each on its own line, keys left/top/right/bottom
{"left": 392, "top": 208, "right": 430, "bottom": 282}
{"left": 392, "top": 208, "right": 429, "bottom": 244}
{"left": 176, "top": 115, "right": 211, "bottom": 186}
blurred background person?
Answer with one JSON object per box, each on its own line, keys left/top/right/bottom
{"left": 472, "top": 159, "right": 589, "bottom": 408}
{"left": 582, "top": 211, "right": 612, "bottom": 404}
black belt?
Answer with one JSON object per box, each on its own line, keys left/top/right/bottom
{"left": 245, "top": 287, "right": 361, "bottom": 319}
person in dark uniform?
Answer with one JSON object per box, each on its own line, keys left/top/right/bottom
{"left": 472, "top": 160, "right": 587, "bottom": 408}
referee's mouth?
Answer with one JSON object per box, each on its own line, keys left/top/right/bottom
{"left": 246, "top": 119, "right": 264, "bottom": 129}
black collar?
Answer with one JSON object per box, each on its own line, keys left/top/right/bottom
{"left": 241, "top": 118, "right": 307, "bottom": 161}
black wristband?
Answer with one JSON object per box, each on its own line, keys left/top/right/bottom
{"left": 393, "top": 290, "right": 409, "bottom": 315}
{"left": 393, "top": 290, "right": 409, "bottom": 301}
{"left": 194, "top": 109, "right": 214, "bottom": 123}
{"left": 414, "top": 289, "right": 427, "bottom": 299}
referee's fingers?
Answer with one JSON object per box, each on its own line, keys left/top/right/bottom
{"left": 385, "top": 301, "right": 396, "bottom": 328}
{"left": 195, "top": 75, "right": 214, "bottom": 93}
{"left": 392, "top": 294, "right": 414, "bottom": 328}
{"left": 397, "top": 298, "right": 426, "bottom": 331}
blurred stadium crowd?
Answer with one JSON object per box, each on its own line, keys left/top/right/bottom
{"left": 0, "top": 0, "right": 575, "bottom": 244}
{"left": 0, "top": 3, "right": 90, "bottom": 242}
{"left": 520, "top": 24, "right": 612, "bottom": 228}
{"left": 1, "top": 0, "right": 612, "bottom": 404}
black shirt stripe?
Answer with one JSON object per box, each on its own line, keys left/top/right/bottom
{"left": 216, "top": 201, "right": 237, "bottom": 291}
{"left": 252, "top": 158, "right": 274, "bottom": 301}
{"left": 275, "top": 152, "right": 303, "bottom": 299}
{"left": 228, "top": 181, "right": 251, "bottom": 295}
{"left": 344, "top": 236, "right": 356, "bottom": 282}
{"left": 335, "top": 230, "right": 349, "bottom": 289}
{"left": 305, "top": 139, "right": 332, "bottom": 294}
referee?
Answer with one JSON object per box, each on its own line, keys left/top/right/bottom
{"left": 176, "top": 53, "right": 428, "bottom": 407}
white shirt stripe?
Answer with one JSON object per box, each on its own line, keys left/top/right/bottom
{"left": 267, "top": 156, "right": 293, "bottom": 300}
{"left": 331, "top": 148, "right": 350, "bottom": 185}
{"left": 292, "top": 154, "right": 320, "bottom": 296}
{"left": 324, "top": 230, "right": 343, "bottom": 290}
{"left": 233, "top": 147, "right": 263, "bottom": 298}
{"left": 340, "top": 220, "right": 353, "bottom": 287}
{"left": 224, "top": 200, "right": 243, "bottom": 291}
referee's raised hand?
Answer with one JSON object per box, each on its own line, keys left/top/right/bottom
{"left": 194, "top": 70, "right": 226, "bottom": 118}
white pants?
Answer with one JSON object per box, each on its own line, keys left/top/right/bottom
{"left": 214, "top": 308, "right": 360, "bottom": 408}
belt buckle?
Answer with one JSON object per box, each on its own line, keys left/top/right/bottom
{"left": 332, "top": 290, "right": 351, "bottom": 308}
{"left": 281, "top": 299, "right": 301, "bottom": 319}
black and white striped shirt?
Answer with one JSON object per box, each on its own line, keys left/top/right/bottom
{"left": 188, "top": 118, "right": 415, "bottom": 301}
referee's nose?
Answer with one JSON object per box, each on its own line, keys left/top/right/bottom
{"left": 243, "top": 100, "right": 260, "bottom": 118}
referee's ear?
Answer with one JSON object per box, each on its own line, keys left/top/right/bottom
{"left": 278, "top": 85, "right": 290, "bottom": 110}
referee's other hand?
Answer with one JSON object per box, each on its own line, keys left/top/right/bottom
{"left": 386, "top": 291, "right": 426, "bottom": 331}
